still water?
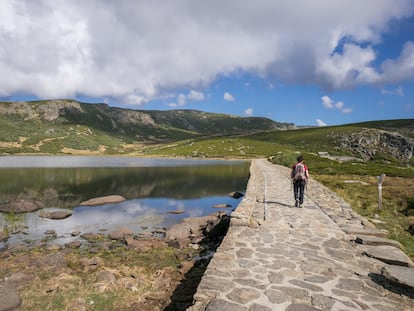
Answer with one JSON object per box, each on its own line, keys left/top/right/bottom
{"left": 0, "top": 156, "right": 250, "bottom": 245}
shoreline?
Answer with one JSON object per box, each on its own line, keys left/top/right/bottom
{"left": 0, "top": 211, "right": 231, "bottom": 310}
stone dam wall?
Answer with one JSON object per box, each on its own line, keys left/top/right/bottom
{"left": 187, "top": 159, "right": 414, "bottom": 311}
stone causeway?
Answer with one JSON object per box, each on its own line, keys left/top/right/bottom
{"left": 188, "top": 159, "right": 414, "bottom": 311}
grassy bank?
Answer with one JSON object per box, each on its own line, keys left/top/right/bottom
{"left": 1, "top": 238, "right": 201, "bottom": 310}
{"left": 314, "top": 174, "right": 414, "bottom": 259}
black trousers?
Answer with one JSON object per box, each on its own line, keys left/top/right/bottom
{"left": 293, "top": 180, "right": 306, "bottom": 204}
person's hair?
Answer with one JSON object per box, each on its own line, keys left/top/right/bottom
{"left": 297, "top": 155, "right": 303, "bottom": 162}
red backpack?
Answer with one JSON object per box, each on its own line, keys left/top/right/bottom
{"left": 293, "top": 163, "right": 306, "bottom": 181}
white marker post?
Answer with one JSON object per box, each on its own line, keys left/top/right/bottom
{"left": 377, "top": 174, "right": 386, "bottom": 209}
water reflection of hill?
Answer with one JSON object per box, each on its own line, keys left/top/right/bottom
{"left": 0, "top": 164, "right": 250, "bottom": 209}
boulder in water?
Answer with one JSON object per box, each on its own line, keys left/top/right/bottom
{"left": 80, "top": 195, "right": 126, "bottom": 206}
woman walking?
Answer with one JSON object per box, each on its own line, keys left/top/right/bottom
{"left": 291, "top": 155, "right": 309, "bottom": 208}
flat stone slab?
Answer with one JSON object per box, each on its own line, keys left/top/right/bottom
{"left": 381, "top": 265, "right": 414, "bottom": 290}
{"left": 0, "top": 284, "right": 21, "bottom": 311}
{"left": 4, "top": 272, "right": 35, "bottom": 288}
{"left": 167, "top": 210, "right": 185, "bottom": 214}
{"left": 354, "top": 235, "right": 402, "bottom": 249}
{"left": 341, "top": 225, "right": 388, "bottom": 238}
{"left": 39, "top": 209, "right": 73, "bottom": 219}
{"left": 80, "top": 195, "right": 126, "bottom": 206}
{"left": 206, "top": 299, "right": 247, "bottom": 311}
{"left": 361, "top": 245, "right": 414, "bottom": 267}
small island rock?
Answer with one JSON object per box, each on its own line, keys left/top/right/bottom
{"left": 228, "top": 191, "right": 244, "bottom": 199}
{"left": 39, "top": 210, "right": 73, "bottom": 220}
{"left": 80, "top": 195, "right": 126, "bottom": 206}
{"left": 213, "top": 204, "right": 232, "bottom": 208}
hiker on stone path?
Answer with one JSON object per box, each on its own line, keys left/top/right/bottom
{"left": 291, "top": 155, "right": 309, "bottom": 208}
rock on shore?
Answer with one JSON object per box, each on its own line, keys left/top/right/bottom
{"left": 165, "top": 212, "right": 230, "bottom": 249}
{"left": 0, "top": 231, "right": 9, "bottom": 242}
{"left": 0, "top": 199, "right": 44, "bottom": 213}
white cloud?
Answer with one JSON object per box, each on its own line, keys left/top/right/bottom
{"left": 316, "top": 119, "right": 327, "bottom": 126}
{"left": 244, "top": 108, "right": 253, "bottom": 116}
{"left": 123, "top": 94, "right": 146, "bottom": 106}
{"left": 381, "top": 42, "right": 414, "bottom": 82}
{"left": 177, "top": 94, "right": 186, "bottom": 106}
{"left": 381, "top": 86, "right": 404, "bottom": 96}
{"left": 322, "top": 96, "right": 352, "bottom": 114}
{"left": 224, "top": 92, "right": 235, "bottom": 102}
{"left": 335, "top": 101, "right": 344, "bottom": 110}
{"left": 317, "top": 43, "right": 381, "bottom": 88}
{"left": 169, "top": 90, "right": 205, "bottom": 107}
{"left": 187, "top": 90, "right": 205, "bottom": 101}
{"left": 321, "top": 96, "right": 334, "bottom": 109}
{"left": 0, "top": 1, "right": 413, "bottom": 103}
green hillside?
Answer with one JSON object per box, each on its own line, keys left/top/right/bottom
{"left": 144, "top": 122, "right": 414, "bottom": 175}
{"left": 0, "top": 100, "right": 292, "bottom": 154}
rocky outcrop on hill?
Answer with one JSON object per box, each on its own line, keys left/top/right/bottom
{"left": 331, "top": 128, "right": 413, "bottom": 161}
{"left": 111, "top": 108, "right": 156, "bottom": 126}
{"left": 0, "top": 100, "right": 82, "bottom": 121}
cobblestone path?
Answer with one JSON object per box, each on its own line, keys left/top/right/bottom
{"left": 188, "top": 159, "right": 414, "bottom": 311}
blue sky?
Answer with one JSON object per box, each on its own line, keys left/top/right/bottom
{"left": 0, "top": 1, "right": 413, "bottom": 126}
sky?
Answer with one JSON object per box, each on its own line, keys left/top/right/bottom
{"left": 0, "top": 1, "right": 414, "bottom": 126}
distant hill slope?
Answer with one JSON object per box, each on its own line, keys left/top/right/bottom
{"left": 249, "top": 121, "right": 414, "bottom": 163}
{"left": 0, "top": 100, "right": 294, "bottom": 154}
{"left": 142, "top": 118, "right": 413, "bottom": 166}
{"left": 348, "top": 119, "right": 414, "bottom": 139}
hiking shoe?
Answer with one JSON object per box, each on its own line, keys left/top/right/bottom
{"left": 295, "top": 199, "right": 299, "bottom": 207}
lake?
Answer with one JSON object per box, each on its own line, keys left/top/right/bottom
{"left": 0, "top": 156, "right": 250, "bottom": 246}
